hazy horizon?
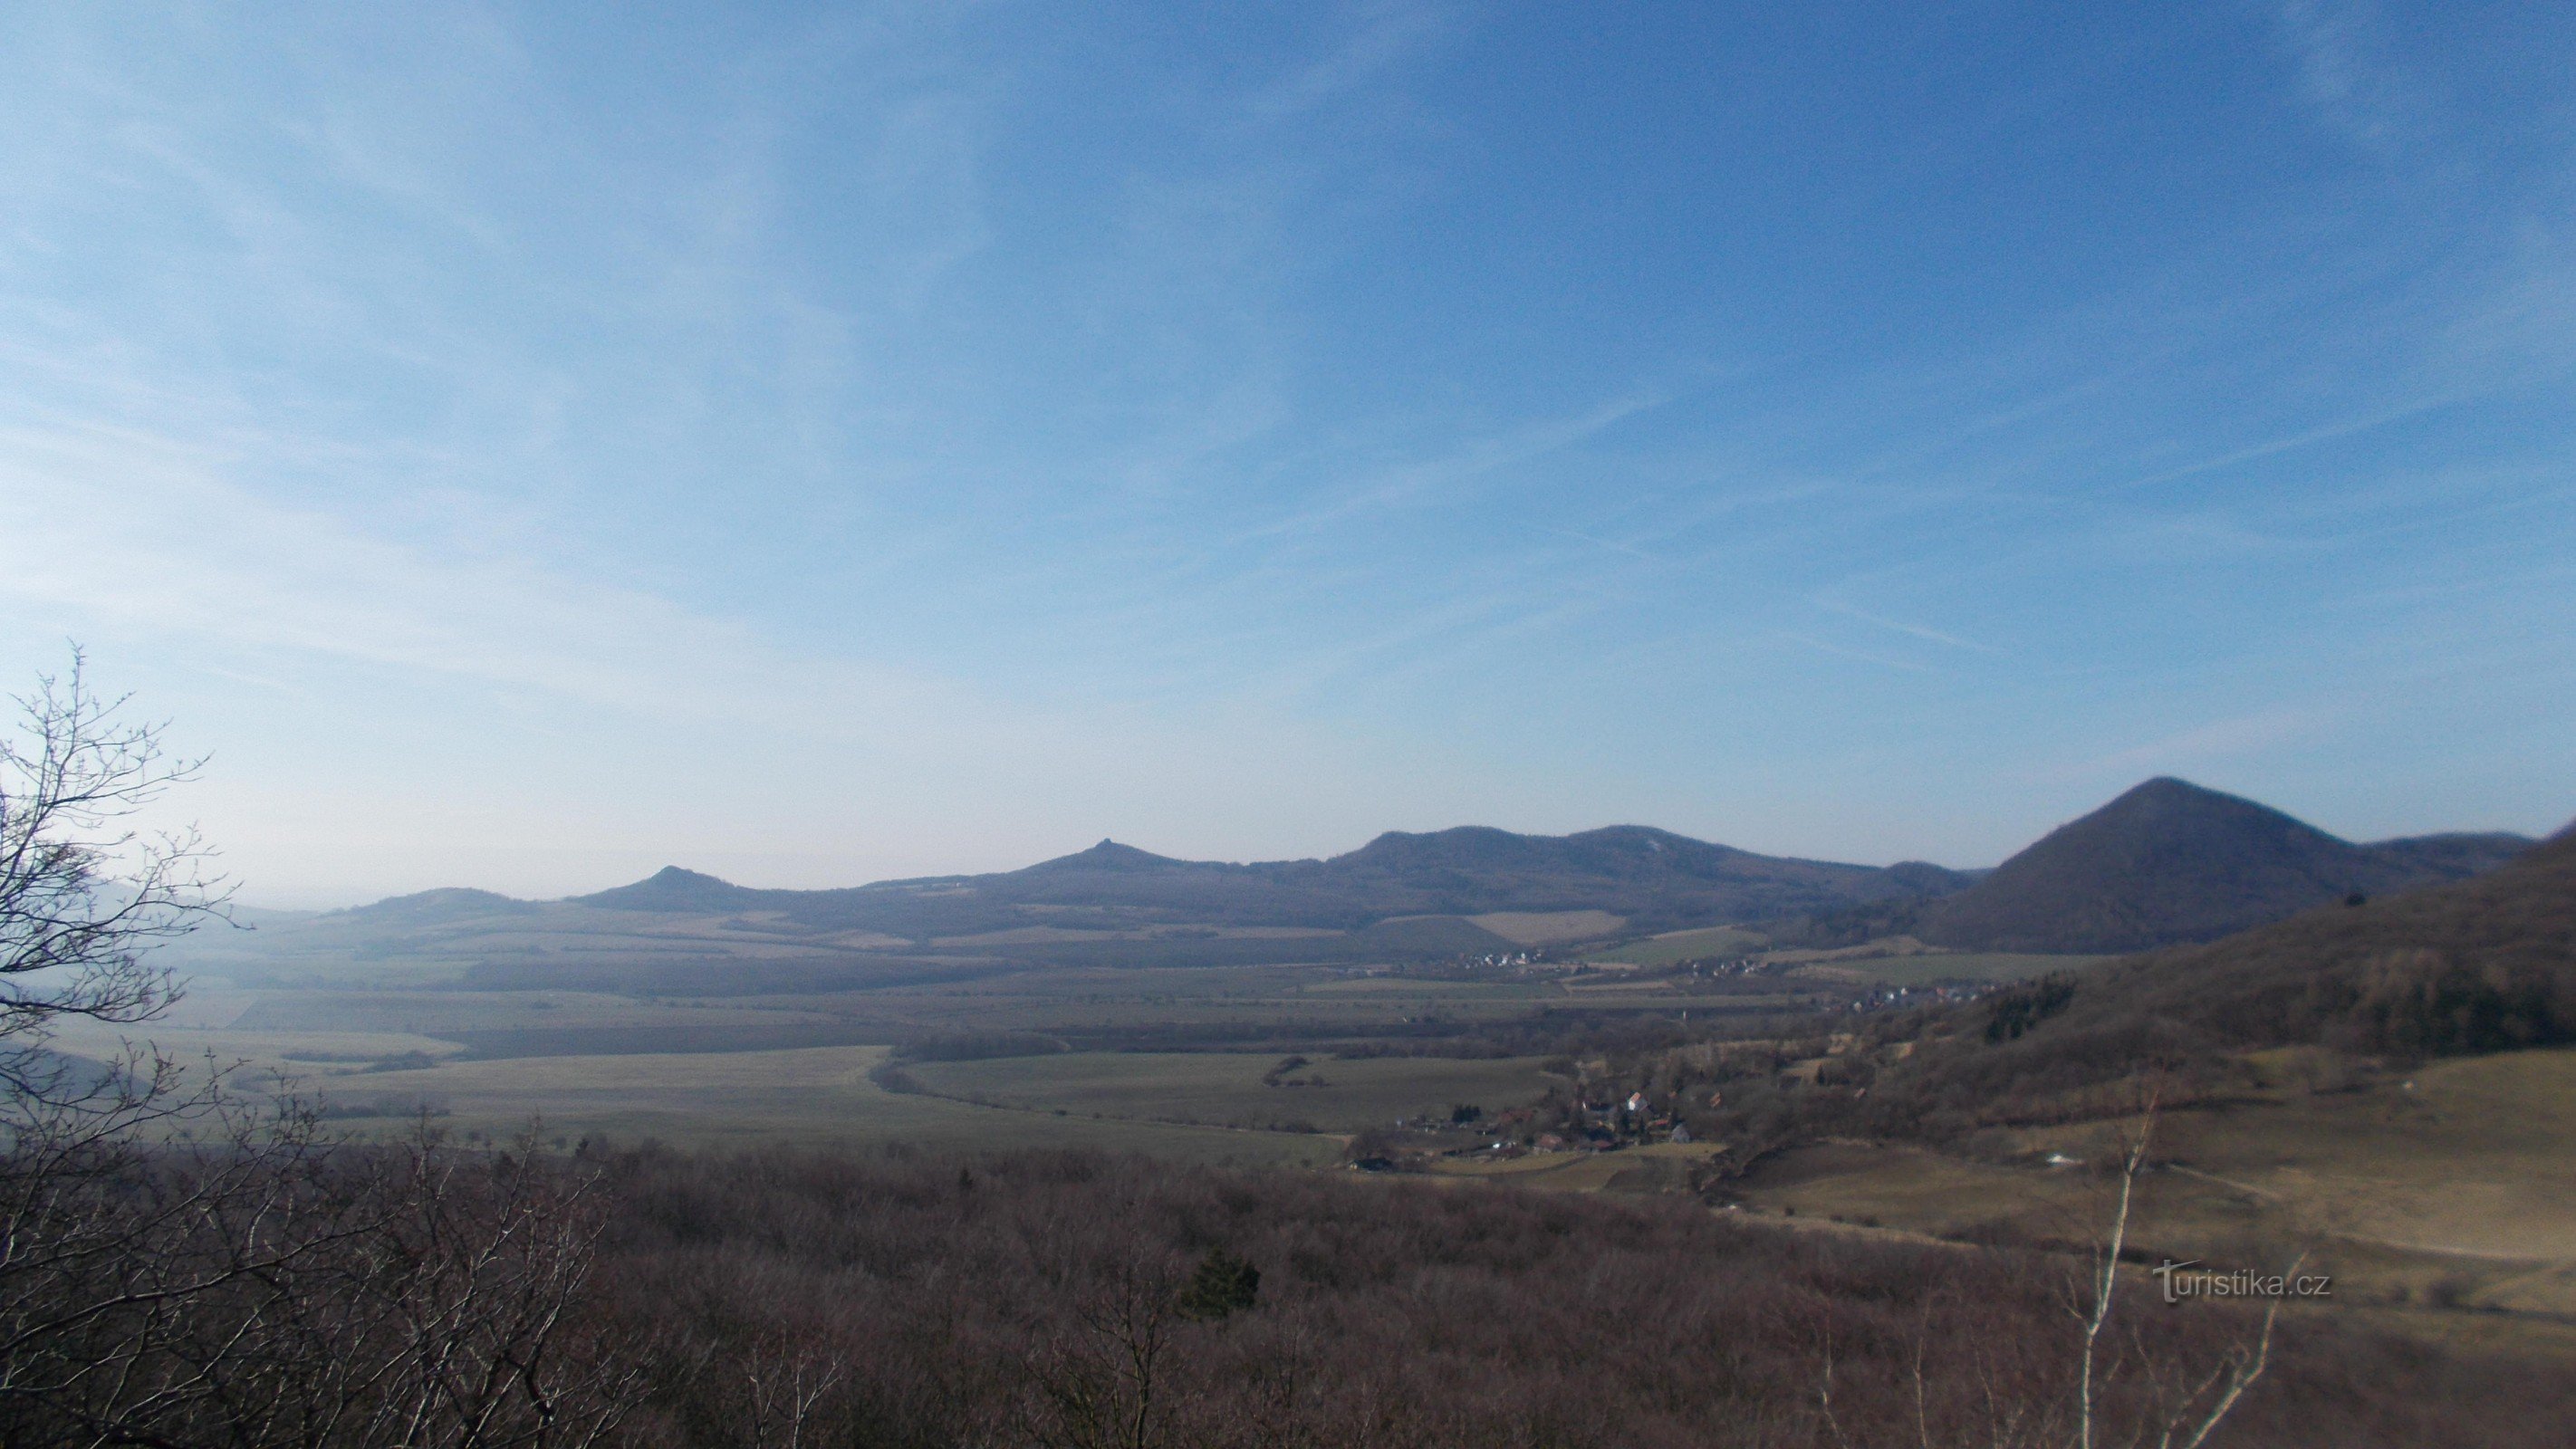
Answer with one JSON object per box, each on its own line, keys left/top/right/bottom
{"left": 215, "top": 776, "right": 2560, "bottom": 914}
{"left": 5, "top": 5, "right": 2571, "bottom": 907}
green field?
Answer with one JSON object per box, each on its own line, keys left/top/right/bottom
{"left": 54, "top": 964, "right": 1573, "bottom": 1169}
{"left": 1295, "top": 975, "right": 1548, "bottom": 999}
{"left": 224, "top": 989, "right": 840, "bottom": 1036}
{"left": 1587, "top": 926, "right": 1769, "bottom": 966}
{"left": 1788, "top": 952, "right": 2107, "bottom": 986}
{"left": 906, "top": 1051, "right": 1563, "bottom": 1133}
{"left": 1429, "top": 1140, "right": 1726, "bottom": 1193}
{"left": 337, "top": 1044, "right": 1347, "bottom": 1167}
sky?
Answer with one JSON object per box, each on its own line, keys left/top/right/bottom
{"left": 2, "top": 2, "right": 2571, "bottom": 907}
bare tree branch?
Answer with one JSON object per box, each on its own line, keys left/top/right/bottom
{"left": 0, "top": 647, "right": 229, "bottom": 1060}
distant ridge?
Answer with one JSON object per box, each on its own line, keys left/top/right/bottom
{"left": 304, "top": 783, "right": 2535, "bottom": 969}
{"left": 335, "top": 887, "right": 537, "bottom": 923}
{"left": 557, "top": 823, "right": 1962, "bottom": 940}
{"left": 1917, "top": 777, "right": 2530, "bottom": 953}
{"left": 1019, "top": 840, "right": 1214, "bottom": 875}
{"left": 574, "top": 867, "right": 768, "bottom": 915}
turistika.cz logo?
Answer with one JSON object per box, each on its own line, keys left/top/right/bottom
{"left": 2150, "top": 1260, "right": 2331, "bottom": 1305}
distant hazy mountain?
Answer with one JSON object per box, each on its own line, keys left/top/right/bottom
{"left": 208, "top": 784, "right": 2535, "bottom": 981}
{"left": 333, "top": 887, "right": 542, "bottom": 924}
{"left": 574, "top": 868, "right": 766, "bottom": 915}
{"left": 570, "top": 823, "right": 1956, "bottom": 940}
{"left": 1916, "top": 777, "right": 2531, "bottom": 953}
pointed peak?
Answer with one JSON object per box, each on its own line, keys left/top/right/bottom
{"left": 574, "top": 866, "right": 762, "bottom": 912}
{"left": 1024, "top": 840, "right": 1187, "bottom": 873}
{"left": 2090, "top": 777, "right": 2320, "bottom": 830}
{"left": 2112, "top": 776, "right": 2235, "bottom": 804}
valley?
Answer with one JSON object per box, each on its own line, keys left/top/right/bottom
{"left": 76, "top": 775, "right": 2571, "bottom": 1372}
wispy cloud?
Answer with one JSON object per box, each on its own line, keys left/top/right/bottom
{"left": 1, "top": 4, "right": 2568, "bottom": 891}
{"left": 1775, "top": 633, "right": 1935, "bottom": 676}
{"left": 1533, "top": 523, "right": 1658, "bottom": 562}
{"left": 2110, "top": 397, "right": 2462, "bottom": 496}
{"left": 1812, "top": 599, "right": 2002, "bottom": 655}
{"left": 1236, "top": 390, "right": 1668, "bottom": 544}
{"left": 0, "top": 419, "right": 957, "bottom": 735}
{"left": 1250, "top": 0, "right": 1450, "bottom": 119}
{"left": 2271, "top": 0, "right": 2413, "bottom": 149}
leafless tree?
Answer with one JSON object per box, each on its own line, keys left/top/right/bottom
{"left": 242, "top": 1127, "right": 647, "bottom": 1449}
{"left": 0, "top": 655, "right": 637, "bottom": 1447}
{"left": 2068, "top": 1095, "right": 2292, "bottom": 1449}
{"left": 1032, "top": 1241, "right": 1184, "bottom": 1449}
{"left": 1821, "top": 1083, "right": 2301, "bottom": 1449}
{"left": 1, "top": 647, "right": 227, "bottom": 1063}
{"left": 0, "top": 648, "right": 257, "bottom": 1441}
{"left": 739, "top": 1327, "right": 847, "bottom": 1449}
{"left": 2070, "top": 1094, "right": 2157, "bottom": 1449}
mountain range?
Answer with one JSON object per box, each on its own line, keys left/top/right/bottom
{"left": 237, "top": 777, "right": 2538, "bottom": 974}
{"left": 555, "top": 825, "right": 1961, "bottom": 942}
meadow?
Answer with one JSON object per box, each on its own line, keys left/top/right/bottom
{"left": 903, "top": 1050, "right": 1562, "bottom": 1133}
{"left": 52, "top": 957, "right": 1594, "bottom": 1168}
{"left": 1726, "top": 1047, "right": 2576, "bottom": 1331}
{"left": 345, "top": 1042, "right": 1349, "bottom": 1166}
{"left": 1790, "top": 950, "right": 2110, "bottom": 985}
{"left": 1584, "top": 925, "right": 1768, "bottom": 966}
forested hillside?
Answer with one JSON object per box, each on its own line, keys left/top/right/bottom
{"left": 1730, "top": 823, "right": 2576, "bottom": 1140}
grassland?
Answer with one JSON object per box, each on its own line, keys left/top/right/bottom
{"left": 1469, "top": 909, "right": 1626, "bottom": 945}
{"left": 1586, "top": 926, "right": 1768, "bottom": 966}
{"left": 905, "top": 1051, "right": 1563, "bottom": 1133}
{"left": 224, "top": 990, "right": 841, "bottom": 1037}
{"left": 1583, "top": 928, "right": 2093, "bottom": 989}
{"left": 46, "top": 1018, "right": 475, "bottom": 1079}
{"left": 341, "top": 1044, "right": 1349, "bottom": 1167}
{"left": 1426, "top": 1140, "right": 1726, "bottom": 1193}
{"left": 1729, "top": 1048, "right": 2576, "bottom": 1324}
{"left": 62, "top": 955, "right": 1593, "bottom": 1170}
{"left": 1788, "top": 951, "right": 2108, "bottom": 986}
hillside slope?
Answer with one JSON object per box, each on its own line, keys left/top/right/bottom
{"left": 1856, "top": 824, "right": 2576, "bottom": 1132}
{"left": 1915, "top": 777, "right": 2528, "bottom": 953}
{"left": 2038, "top": 821, "right": 2576, "bottom": 1057}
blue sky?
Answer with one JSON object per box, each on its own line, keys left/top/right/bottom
{"left": 2, "top": 3, "right": 2571, "bottom": 906}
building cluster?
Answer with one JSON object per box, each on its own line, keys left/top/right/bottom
{"left": 1675, "top": 956, "right": 1785, "bottom": 979}
{"left": 1841, "top": 982, "right": 1997, "bottom": 1013}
